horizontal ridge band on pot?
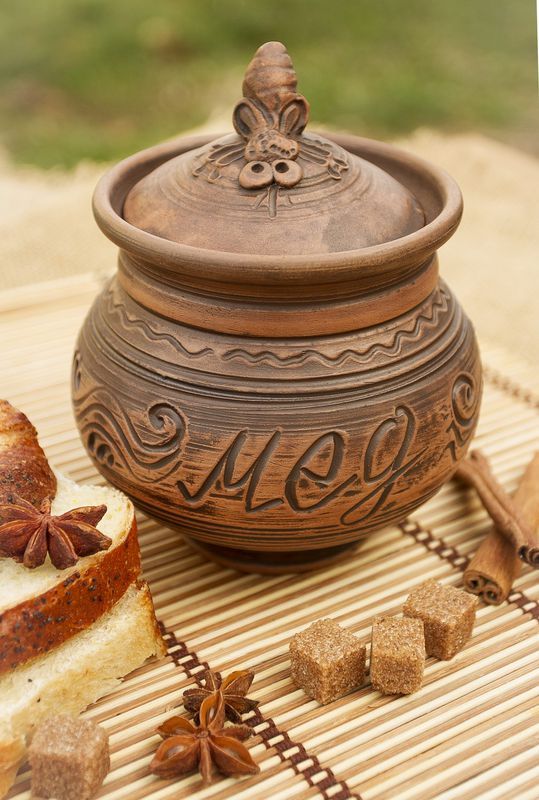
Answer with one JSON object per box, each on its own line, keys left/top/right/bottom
{"left": 117, "top": 251, "right": 439, "bottom": 337}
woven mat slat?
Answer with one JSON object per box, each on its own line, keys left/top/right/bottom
{"left": 2, "top": 273, "right": 538, "bottom": 800}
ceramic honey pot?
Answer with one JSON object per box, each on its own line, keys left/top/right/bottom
{"left": 72, "top": 41, "right": 482, "bottom": 573}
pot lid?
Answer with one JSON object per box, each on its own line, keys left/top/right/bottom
{"left": 123, "top": 42, "right": 425, "bottom": 256}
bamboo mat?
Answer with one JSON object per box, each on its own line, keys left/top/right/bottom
{"left": 2, "top": 274, "right": 539, "bottom": 800}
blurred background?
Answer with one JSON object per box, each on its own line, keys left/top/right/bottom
{"left": 0, "top": 0, "right": 537, "bottom": 356}
{"left": 0, "top": 0, "right": 537, "bottom": 166}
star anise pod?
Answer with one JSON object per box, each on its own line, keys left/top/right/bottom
{"left": 150, "top": 691, "right": 259, "bottom": 785}
{"left": 183, "top": 669, "right": 259, "bottom": 723}
{"left": 0, "top": 495, "right": 111, "bottom": 569}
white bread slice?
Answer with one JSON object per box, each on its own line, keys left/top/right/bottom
{"left": 0, "top": 472, "right": 141, "bottom": 673}
{"left": 0, "top": 471, "right": 134, "bottom": 612}
{"left": 0, "top": 582, "right": 165, "bottom": 795}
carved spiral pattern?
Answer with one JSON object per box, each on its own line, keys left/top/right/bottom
{"left": 446, "top": 372, "right": 482, "bottom": 459}
{"left": 451, "top": 373, "right": 478, "bottom": 426}
{"left": 73, "top": 371, "right": 187, "bottom": 484}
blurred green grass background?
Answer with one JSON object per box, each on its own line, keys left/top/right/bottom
{"left": 0, "top": 0, "right": 537, "bottom": 169}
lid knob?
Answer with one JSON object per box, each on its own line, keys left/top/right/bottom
{"left": 233, "top": 42, "right": 309, "bottom": 188}
{"left": 122, "top": 40, "right": 429, "bottom": 253}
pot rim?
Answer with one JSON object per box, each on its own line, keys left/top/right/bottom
{"left": 93, "top": 130, "right": 463, "bottom": 287}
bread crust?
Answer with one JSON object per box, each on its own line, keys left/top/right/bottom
{"left": 137, "top": 579, "right": 167, "bottom": 659}
{"left": 0, "top": 519, "right": 141, "bottom": 674}
{"left": 0, "top": 400, "right": 57, "bottom": 508}
{"left": 0, "top": 582, "right": 165, "bottom": 799}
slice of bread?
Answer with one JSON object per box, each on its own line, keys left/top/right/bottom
{"left": 0, "top": 400, "right": 56, "bottom": 508}
{"left": 0, "top": 582, "right": 166, "bottom": 795}
{"left": 0, "top": 472, "right": 141, "bottom": 674}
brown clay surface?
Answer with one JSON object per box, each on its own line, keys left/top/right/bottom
{"left": 68, "top": 36, "right": 482, "bottom": 571}
{"left": 1, "top": 131, "right": 536, "bottom": 359}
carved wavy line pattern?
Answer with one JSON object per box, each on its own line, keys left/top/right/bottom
{"left": 74, "top": 391, "right": 186, "bottom": 483}
{"left": 222, "top": 288, "right": 450, "bottom": 367}
{"left": 104, "top": 290, "right": 214, "bottom": 359}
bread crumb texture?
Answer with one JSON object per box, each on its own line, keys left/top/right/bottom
{"left": 0, "top": 471, "right": 133, "bottom": 612}
{"left": 0, "top": 583, "right": 164, "bottom": 741}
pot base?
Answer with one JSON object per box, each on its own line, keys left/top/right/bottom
{"left": 182, "top": 537, "right": 362, "bottom": 575}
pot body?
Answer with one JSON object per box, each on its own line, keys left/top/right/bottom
{"left": 73, "top": 269, "right": 481, "bottom": 572}
{"left": 72, "top": 131, "right": 481, "bottom": 573}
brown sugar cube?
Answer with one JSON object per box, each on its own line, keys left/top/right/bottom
{"left": 403, "top": 578, "right": 477, "bottom": 659}
{"left": 370, "top": 616, "right": 425, "bottom": 695}
{"left": 29, "top": 715, "right": 110, "bottom": 800}
{"left": 290, "top": 618, "right": 366, "bottom": 704}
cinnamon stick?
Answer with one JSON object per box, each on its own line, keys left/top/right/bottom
{"left": 464, "top": 529, "right": 519, "bottom": 605}
{"left": 464, "top": 453, "right": 539, "bottom": 604}
{"left": 455, "top": 450, "right": 539, "bottom": 568}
